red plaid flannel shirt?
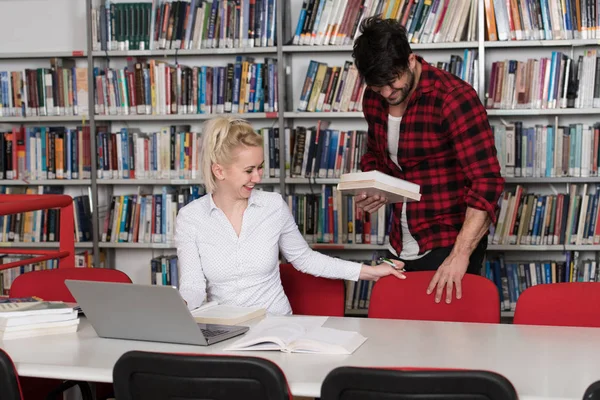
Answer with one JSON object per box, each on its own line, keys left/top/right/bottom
{"left": 360, "top": 56, "right": 504, "bottom": 255}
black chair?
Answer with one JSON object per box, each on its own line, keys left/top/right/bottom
{"left": 584, "top": 380, "right": 600, "bottom": 399}
{"left": 113, "top": 351, "right": 291, "bottom": 400}
{"left": 321, "top": 366, "right": 518, "bottom": 400}
{"left": 0, "top": 349, "right": 22, "bottom": 400}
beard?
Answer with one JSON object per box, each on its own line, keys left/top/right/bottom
{"left": 385, "top": 69, "right": 416, "bottom": 106}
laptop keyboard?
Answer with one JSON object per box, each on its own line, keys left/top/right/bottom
{"left": 201, "top": 328, "right": 228, "bottom": 337}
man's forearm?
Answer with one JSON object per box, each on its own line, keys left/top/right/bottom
{"left": 451, "top": 207, "right": 491, "bottom": 258}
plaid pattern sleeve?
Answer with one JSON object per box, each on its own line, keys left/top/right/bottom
{"left": 441, "top": 84, "right": 504, "bottom": 224}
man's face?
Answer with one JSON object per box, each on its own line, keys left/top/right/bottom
{"left": 369, "top": 55, "right": 417, "bottom": 106}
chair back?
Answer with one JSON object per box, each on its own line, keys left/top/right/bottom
{"left": 9, "top": 268, "right": 132, "bottom": 302}
{"left": 0, "top": 349, "right": 22, "bottom": 400}
{"left": 584, "top": 380, "right": 600, "bottom": 399}
{"left": 321, "top": 366, "right": 518, "bottom": 400}
{"left": 368, "top": 271, "right": 500, "bottom": 323}
{"left": 113, "top": 351, "right": 291, "bottom": 400}
{"left": 513, "top": 282, "right": 600, "bottom": 327}
{"left": 279, "top": 263, "right": 345, "bottom": 316}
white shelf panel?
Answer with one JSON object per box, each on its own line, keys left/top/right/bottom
{"left": 0, "top": 116, "right": 86, "bottom": 123}
{"left": 501, "top": 311, "right": 515, "bottom": 318}
{"left": 486, "top": 108, "right": 600, "bottom": 116}
{"left": 504, "top": 177, "right": 600, "bottom": 183}
{"left": 96, "top": 178, "right": 280, "bottom": 185}
{"left": 282, "top": 41, "right": 478, "bottom": 53}
{"left": 94, "top": 47, "right": 277, "bottom": 57}
{"left": 284, "top": 112, "right": 363, "bottom": 119}
{"left": 309, "top": 243, "right": 387, "bottom": 250}
{"left": 0, "top": 180, "right": 91, "bottom": 186}
{"left": 99, "top": 243, "right": 175, "bottom": 249}
{"left": 487, "top": 245, "right": 565, "bottom": 251}
{"left": 485, "top": 39, "right": 600, "bottom": 48}
{"left": 0, "top": 242, "right": 92, "bottom": 248}
{"left": 0, "top": 51, "right": 86, "bottom": 59}
{"left": 565, "top": 245, "right": 600, "bottom": 251}
{"left": 95, "top": 113, "right": 277, "bottom": 121}
{"left": 286, "top": 177, "right": 340, "bottom": 184}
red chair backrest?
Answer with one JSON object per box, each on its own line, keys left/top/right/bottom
{"left": 513, "top": 282, "right": 600, "bottom": 327}
{"left": 279, "top": 263, "right": 345, "bottom": 317}
{"left": 368, "top": 271, "right": 500, "bottom": 323}
{"left": 9, "top": 268, "right": 132, "bottom": 302}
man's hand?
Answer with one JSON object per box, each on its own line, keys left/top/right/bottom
{"left": 426, "top": 252, "right": 469, "bottom": 303}
{"left": 355, "top": 192, "right": 388, "bottom": 213}
{"left": 359, "top": 260, "right": 406, "bottom": 281}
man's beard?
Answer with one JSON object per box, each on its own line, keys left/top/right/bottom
{"left": 386, "top": 69, "right": 415, "bottom": 106}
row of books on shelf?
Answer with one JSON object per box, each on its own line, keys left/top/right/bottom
{"left": 298, "top": 51, "right": 479, "bottom": 115}
{"left": 0, "top": 126, "right": 92, "bottom": 182}
{"left": 486, "top": 252, "right": 599, "bottom": 313}
{"left": 484, "top": 0, "right": 599, "bottom": 41}
{"left": 0, "top": 187, "right": 93, "bottom": 244}
{"left": 100, "top": 185, "right": 205, "bottom": 244}
{"left": 0, "top": 250, "right": 102, "bottom": 295}
{"left": 93, "top": 0, "right": 277, "bottom": 52}
{"left": 293, "top": 0, "right": 478, "bottom": 46}
{"left": 485, "top": 51, "right": 599, "bottom": 111}
{"left": 490, "top": 184, "right": 600, "bottom": 247}
{"left": 4, "top": 54, "right": 600, "bottom": 119}
{"left": 93, "top": 57, "right": 278, "bottom": 116}
{"left": 493, "top": 122, "right": 600, "bottom": 178}
{"left": 288, "top": 187, "right": 392, "bottom": 245}
{"left": 0, "top": 61, "right": 89, "bottom": 118}
{"left": 290, "top": 124, "right": 366, "bottom": 179}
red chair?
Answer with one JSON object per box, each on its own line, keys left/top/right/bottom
{"left": 113, "top": 351, "right": 292, "bottom": 400}
{"left": 279, "top": 263, "right": 345, "bottom": 317}
{"left": 368, "top": 271, "right": 500, "bottom": 323}
{"left": 0, "top": 348, "right": 23, "bottom": 400}
{"left": 10, "top": 268, "right": 131, "bottom": 400}
{"left": 321, "top": 366, "right": 518, "bottom": 400}
{"left": 513, "top": 282, "right": 600, "bottom": 327}
{"left": 10, "top": 268, "right": 132, "bottom": 302}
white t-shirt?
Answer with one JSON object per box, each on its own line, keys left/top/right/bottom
{"left": 387, "top": 114, "right": 429, "bottom": 260}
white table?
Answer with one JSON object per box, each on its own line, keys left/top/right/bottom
{"left": 1, "top": 316, "right": 599, "bottom": 400}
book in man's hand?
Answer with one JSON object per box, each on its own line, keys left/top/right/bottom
{"left": 337, "top": 170, "right": 421, "bottom": 203}
{"left": 224, "top": 316, "right": 367, "bottom": 354}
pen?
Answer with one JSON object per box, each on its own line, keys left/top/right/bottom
{"left": 378, "top": 257, "right": 405, "bottom": 271}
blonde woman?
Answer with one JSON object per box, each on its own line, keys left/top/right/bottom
{"left": 175, "top": 116, "right": 406, "bottom": 314}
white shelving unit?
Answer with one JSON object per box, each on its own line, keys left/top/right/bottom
{"left": 2, "top": 0, "right": 596, "bottom": 318}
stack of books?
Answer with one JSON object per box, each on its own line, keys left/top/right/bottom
{"left": 0, "top": 297, "right": 79, "bottom": 340}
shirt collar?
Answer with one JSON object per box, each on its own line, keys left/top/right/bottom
{"left": 208, "top": 189, "right": 264, "bottom": 213}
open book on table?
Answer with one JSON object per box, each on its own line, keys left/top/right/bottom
{"left": 337, "top": 170, "right": 421, "bottom": 203}
{"left": 191, "top": 301, "right": 266, "bottom": 325}
{"left": 224, "top": 316, "right": 367, "bottom": 354}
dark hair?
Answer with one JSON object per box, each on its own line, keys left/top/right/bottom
{"left": 352, "top": 17, "right": 413, "bottom": 87}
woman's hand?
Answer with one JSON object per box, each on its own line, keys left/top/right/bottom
{"left": 359, "top": 260, "right": 406, "bottom": 281}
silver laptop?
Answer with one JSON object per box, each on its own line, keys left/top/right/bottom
{"left": 65, "top": 280, "right": 249, "bottom": 346}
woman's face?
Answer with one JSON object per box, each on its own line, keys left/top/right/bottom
{"left": 218, "top": 145, "right": 264, "bottom": 200}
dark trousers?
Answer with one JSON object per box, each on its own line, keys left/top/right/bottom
{"left": 387, "top": 237, "right": 487, "bottom": 276}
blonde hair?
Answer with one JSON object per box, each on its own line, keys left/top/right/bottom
{"left": 201, "top": 116, "right": 263, "bottom": 193}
